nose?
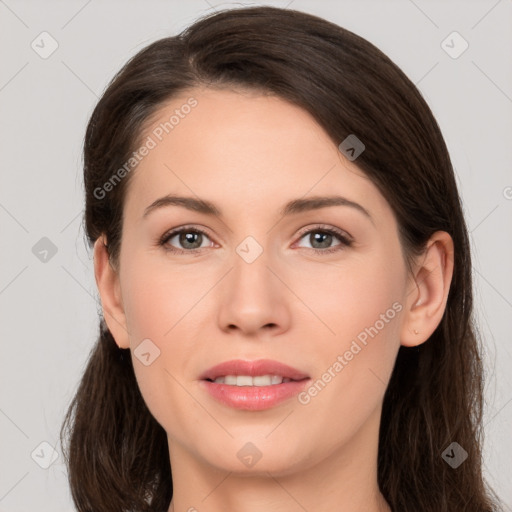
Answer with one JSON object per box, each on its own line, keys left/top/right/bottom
{"left": 216, "top": 243, "right": 291, "bottom": 337}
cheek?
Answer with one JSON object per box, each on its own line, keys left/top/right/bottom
{"left": 296, "top": 248, "right": 403, "bottom": 347}
{"left": 118, "top": 254, "right": 206, "bottom": 432}
{"left": 295, "top": 246, "right": 404, "bottom": 402}
{"left": 336, "top": 263, "right": 402, "bottom": 345}
{"left": 293, "top": 264, "right": 402, "bottom": 448}
{"left": 120, "top": 250, "right": 207, "bottom": 343}
{"left": 118, "top": 248, "right": 215, "bottom": 405}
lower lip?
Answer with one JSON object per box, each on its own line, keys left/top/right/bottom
{"left": 199, "top": 379, "right": 310, "bottom": 410}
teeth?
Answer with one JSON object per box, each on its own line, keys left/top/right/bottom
{"left": 212, "top": 375, "right": 293, "bottom": 386}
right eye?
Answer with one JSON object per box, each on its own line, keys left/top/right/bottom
{"left": 159, "top": 226, "right": 214, "bottom": 254}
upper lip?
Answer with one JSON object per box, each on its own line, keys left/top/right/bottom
{"left": 199, "top": 359, "right": 310, "bottom": 381}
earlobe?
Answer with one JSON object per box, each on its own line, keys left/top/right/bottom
{"left": 93, "top": 235, "right": 130, "bottom": 349}
{"left": 400, "top": 231, "right": 454, "bottom": 347}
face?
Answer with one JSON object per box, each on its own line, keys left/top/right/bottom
{"left": 102, "top": 86, "right": 413, "bottom": 476}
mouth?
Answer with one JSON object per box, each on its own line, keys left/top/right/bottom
{"left": 198, "top": 359, "right": 310, "bottom": 410}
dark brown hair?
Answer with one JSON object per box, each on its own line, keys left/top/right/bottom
{"left": 60, "top": 6, "right": 504, "bottom": 511}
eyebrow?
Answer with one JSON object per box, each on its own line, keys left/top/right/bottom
{"left": 142, "top": 194, "right": 373, "bottom": 224}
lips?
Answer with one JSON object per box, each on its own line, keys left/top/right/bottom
{"left": 199, "top": 359, "right": 309, "bottom": 382}
{"left": 198, "top": 359, "right": 311, "bottom": 411}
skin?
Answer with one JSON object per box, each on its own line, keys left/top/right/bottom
{"left": 94, "top": 87, "right": 454, "bottom": 512}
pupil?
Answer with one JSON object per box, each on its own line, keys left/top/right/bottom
{"left": 312, "top": 232, "right": 331, "bottom": 249}
{"left": 181, "top": 232, "right": 201, "bottom": 249}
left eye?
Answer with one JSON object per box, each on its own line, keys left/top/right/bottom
{"left": 295, "top": 227, "right": 353, "bottom": 254}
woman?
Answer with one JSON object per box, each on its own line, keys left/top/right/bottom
{"left": 60, "top": 5, "right": 505, "bottom": 511}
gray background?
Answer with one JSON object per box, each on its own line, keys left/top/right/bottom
{"left": 0, "top": 0, "right": 511, "bottom": 510}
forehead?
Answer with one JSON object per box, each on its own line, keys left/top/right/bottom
{"left": 123, "top": 87, "right": 390, "bottom": 224}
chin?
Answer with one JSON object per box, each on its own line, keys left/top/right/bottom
{"left": 200, "top": 441, "right": 309, "bottom": 477}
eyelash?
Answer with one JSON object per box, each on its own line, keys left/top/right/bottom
{"left": 158, "top": 224, "right": 353, "bottom": 256}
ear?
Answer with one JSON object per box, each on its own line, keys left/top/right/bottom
{"left": 400, "top": 231, "right": 454, "bottom": 347}
{"left": 93, "top": 235, "right": 130, "bottom": 349}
